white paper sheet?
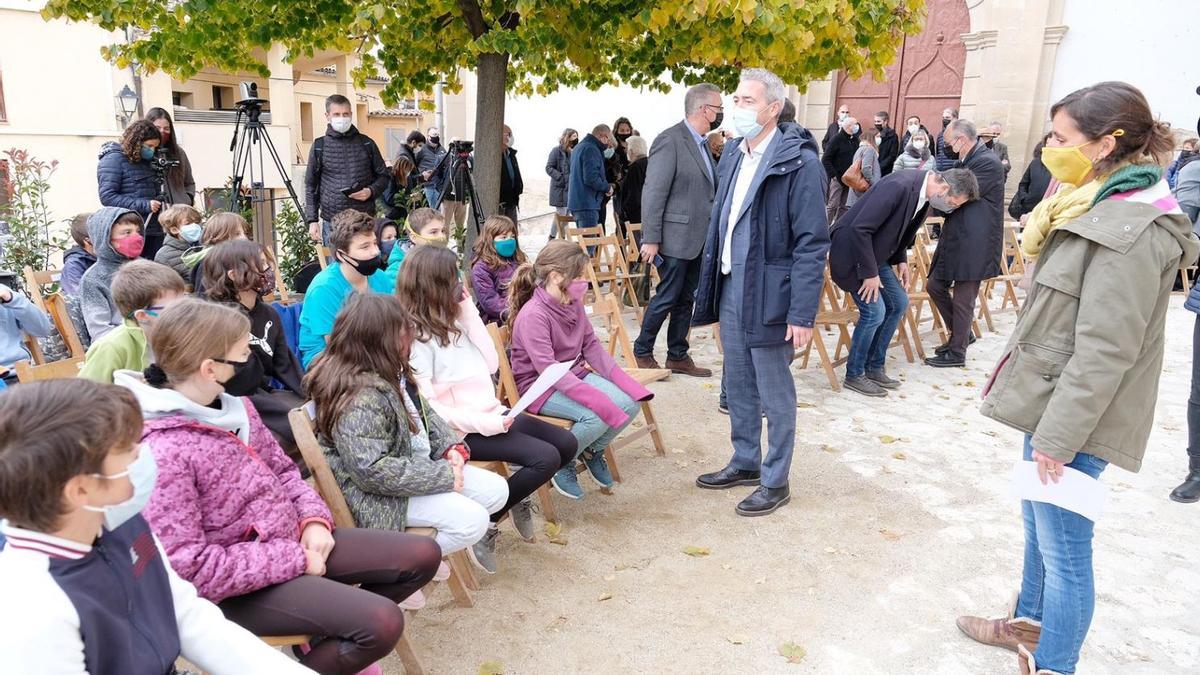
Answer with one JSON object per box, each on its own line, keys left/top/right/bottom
{"left": 505, "top": 360, "right": 575, "bottom": 418}
{"left": 1009, "top": 460, "right": 1108, "bottom": 522}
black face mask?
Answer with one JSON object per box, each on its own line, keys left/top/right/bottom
{"left": 709, "top": 108, "right": 725, "bottom": 131}
{"left": 615, "top": 132, "right": 632, "bottom": 143}
{"left": 942, "top": 118, "right": 952, "bottom": 128}
{"left": 943, "top": 139, "right": 960, "bottom": 160}
{"left": 874, "top": 123, "right": 884, "bottom": 131}
{"left": 985, "top": 139, "right": 995, "bottom": 148}
{"left": 339, "top": 250, "right": 384, "bottom": 276}
{"left": 569, "top": 138, "right": 579, "bottom": 148}
{"left": 429, "top": 136, "right": 440, "bottom": 145}
{"left": 216, "top": 357, "right": 264, "bottom": 397}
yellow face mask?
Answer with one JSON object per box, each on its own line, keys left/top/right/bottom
{"left": 1040, "top": 130, "right": 1123, "bottom": 187}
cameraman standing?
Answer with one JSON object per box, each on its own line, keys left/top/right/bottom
{"left": 304, "top": 94, "right": 391, "bottom": 245}
{"left": 146, "top": 108, "right": 196, "bottom": 206}
{"left": 97, "top": 119, "right": 167, "bottom": 259}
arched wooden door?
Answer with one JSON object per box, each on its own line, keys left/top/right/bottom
{"left": 835, "top": 0, "right": 969, "bottom": 132}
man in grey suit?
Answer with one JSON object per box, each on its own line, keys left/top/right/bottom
{"left": 634, "top": 83, "right": 725, "bottom": 377}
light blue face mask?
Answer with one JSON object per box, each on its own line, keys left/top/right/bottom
{"left": 82, "top": 443, "right": 158, "bottom": 531}
{"left": 603, "top": 146, "right": 616, "bottom": 159}
{"left": 180, "top": 223, "right": 203, "bottom": 243}
{"left": 140, "top": 145, "right": 156, "bottom": 161}
{"left": 494, "top": 237, "right": 518, "bottom": 258}
{"left": 731, "top": 105, "right": 765, "bottom": 139}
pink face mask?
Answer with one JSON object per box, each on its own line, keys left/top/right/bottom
{"left": 567, "top": 280, "right": 589, "bottom": 302}
{"left": 112, "top": 234, "right": 145, "bottom": 259}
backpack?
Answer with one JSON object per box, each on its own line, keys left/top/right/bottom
{"left": 310, "top": 133, "right": 381, "bottom": 191}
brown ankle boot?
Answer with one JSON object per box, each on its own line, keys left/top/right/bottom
{"left": 664, "top": 355, "right": 712, "bottom": 377}
{"left": 634, "top": 354, "right": 662, "bottom": 369}
{"left": 956, "top": 614, "right": 1041, "bottom": 653}
{"left": 1017, "top": 643, "right": 1064, "bottom": 674}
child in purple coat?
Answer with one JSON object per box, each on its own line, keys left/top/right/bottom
{"left": 470, "top": 215, "right": 524, "bottom": 324}
{"left": 508, "top": 240, "right": 653, "bottom": 500}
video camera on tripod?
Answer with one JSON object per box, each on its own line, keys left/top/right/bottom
{"left": 430, "top": 139, "right": 485, "bottom": 234}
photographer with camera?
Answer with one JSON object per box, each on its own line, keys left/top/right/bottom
{"left": 146, "top": 108, "right": 196, "bottom": 206}
{"left": 97, "top": 120, "right": 168, "bottom": 259}
{"left": 433, "top": 138, "right": 475, "bottom": 232}
{"left": 304, "top": 94, "right": 391, "bottom": 245}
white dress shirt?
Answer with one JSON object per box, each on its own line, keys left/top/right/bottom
{"left": 721, "top": 127, "right": 780, "bottom": 274}
{"left": 914, "top": 170, "right": 931, "bottom": 222}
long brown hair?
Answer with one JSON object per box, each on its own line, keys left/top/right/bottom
{"left": 1050, "top": 81, "right": 1175, "bottom": 173}
{"left": 392, "top": 154, "right": 416, "bottom": 181}
{"left": 304, "top": 293, "right": 418, "bottom": 438}
{"left": 202, "top": 212, "right": 249, "bottom": 246}
{"left": 559, "top": 128, "right": 578, "bottom": 151}
{"left": 121, "top": 120, "right": 161, "bottom": 163}
{"left": 507, "top": 240, "right": 590, "bottom": 326}
{"left": 472, "top": 215, "right": 526, "bottom": 270}
{"left": 202, "top": 239, "right": 273, "bottom": 304}
{"left": 147, "top": 298, "right": 249, "bottom": 387}
{"left": 395, "top": 245, "right": 461, "bottom": 347}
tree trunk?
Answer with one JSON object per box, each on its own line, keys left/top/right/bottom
{"left": 467, "top": 50, "right": 509, "bottom": 258}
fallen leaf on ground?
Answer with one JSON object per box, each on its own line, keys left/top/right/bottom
{"left": 701, "top": 382, "right": 716, "bottom": 391}
{"left": 727, "top": 634, "right": 749, "bottom": 645}
{"left": 754, "top": 577, "right": 766, "bottom": 584}
{"left": 631, "top": 420, "right": 644, "bottom": 428}
{"left": 880, "top": 529, "right": 903, "bottom": 541}
{"left": 823, "top": 546, "right": 837, "bottom": 554}
{"left": 479, "top": 661, "right": 504, "bottom": 675}
{"left": 778, "top": 642, "right": 808, "bottom": 664}
{"left": 879, "top": 435, "right": 898, "bottom": 444}
{"left": 721, "top": 563, "right": 732, "bottom": 570}
{"left": 544, "top": 616, "right": 569, "bottom": 631}
{"left": 797, "top": 401, "right": 815, "bottom": 409}
{"left": 891, "top": 451, "right": 907, "bottom": 460}
{"left": 683, "top": 546, "right": 711, "bottom": 557}
{"left": 821, "top": 444, "right": 838, "bottom": 453}
{"left": 545, "top": 522, "right": 568, "bottom": 545}
{"left": 597, "top": 593, "right": 613, "bottom": 602}
{"left": 604, "top": 574, "right": 616, "bottom": 581}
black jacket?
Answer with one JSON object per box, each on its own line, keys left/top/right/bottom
{"left": 499, "top": 147, "right": 524, "bottom": 208}
{"left": 246, "top": 298, "right": 305, "bottom": 397}
{"left": 822, "top": 121, "right": 841, "bottom": 152}
{"left": 1008, "top": 150, "right": 1052, "bottom": 219}
{"left": 303, "top": 125, "right": 390, "bottom": 223}
{"left": 931, "top": 142, "right": 1006, "bottom": 281}
{"left": 829, "top": 169, "right": 930, "bottom": 291}
{"left": 877, "top": 127, "right": 900, "bottom": 175}
{"left": 821, "top": 130, "right": 861, "bottom": 186}
{"left": 415, "top": 142, "right": 446, "bottom": 185}
{"left": 620, "top": 156, "right": 648, "bottom": 224}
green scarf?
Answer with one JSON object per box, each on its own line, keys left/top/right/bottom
{"left": 1090, "top": 164, "right": 1162, "bottom": 207}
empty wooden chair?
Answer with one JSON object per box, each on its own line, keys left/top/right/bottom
{"left": 14, "top": 356, "right": 84, "bottom": 382}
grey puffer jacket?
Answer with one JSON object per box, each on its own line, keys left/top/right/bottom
{"left": 320, "top": 375, "right": 459, "bottom": 531}
{"left": 303, "top": 125, "right": 390, "bottom": 223}
{"left": 78, "top": 206, "right": 136, "bottom": 341}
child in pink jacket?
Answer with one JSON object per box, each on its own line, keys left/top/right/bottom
{"left": 120, "top": 297, "right": 440, "bottom": 675}
{"left": 399, "top": 246, "right": 576, "bottom": 558}
{"left": 508, "top": 241, "right": 653, "bottom": 500}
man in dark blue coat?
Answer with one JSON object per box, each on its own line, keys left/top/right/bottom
{"left": 567, "top": 124, "right": 616, "bottom": 230}
{"left": 691, "top": 68, "right": 830, "bottom": 517}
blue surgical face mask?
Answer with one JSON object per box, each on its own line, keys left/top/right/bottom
{"left": 82, "top": 443, "right": 158, "bottom": 531}
{"left": 140, "top": 145, "right": 156, "bottom": 161}
{"left": 732, "top": 105, "right": 765, "bottom": 139}
{"left": 494, "top": 237, "right": 518, "bottom": 258}
{"left": 603, "top": 146, "right": 616, "bottom": 159}
{"left": 180, "top": 223, "right": 203, "bottom": 243}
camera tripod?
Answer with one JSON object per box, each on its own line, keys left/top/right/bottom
{"left": 228, "top": 101, "right": 305, "bottom": 217}
{"left": 430, "top": 148, "right": 485, "bottom": 235}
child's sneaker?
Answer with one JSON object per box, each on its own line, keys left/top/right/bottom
{"left": 551, "top": 465, "right": 585, "bottom": 500}
{"left": 583, "top": 451, "right": 615, "bottom": 489}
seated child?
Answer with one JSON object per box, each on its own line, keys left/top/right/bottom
{"left": 61, "top": 212, "right": 97, "bottom": 297}
{"left": 182, "top": 211, "right": 248, "bottom": 292}
{"left": 394, "top": 207, "right": 448, "bottom": 263}
{"left": 509, "top": 241, "right": 653, "bottom": 500}
{"left": 304, "top": 293, "right": 508, "bottom": 574}
{"left": 399, "top": 246, "right": 574, "bottom": 571}
{"left": 202, "top": 239, "right": 306, "bottom": 468}
{"left": 470, "top": 214, "right": 525, "bottom": 324}
{"left": 298, "top": 210, "right": 402, "bottom": 368}
{"left": 0, "top": 378, "right": 310, "bottom": 674}
{"left": 0, "top": 281, "right": 53, "bottom": 383}
{"left": 154, "top": 204, "right": 203, "bottom": 280}
{"left": 79, "top": 260, "right": 185, "bottom": 384}
{"left": 118, "top": 297, "right": 441, "bottom": 675}
{"left": 79, "top": 207, "right": 146, "bottom": 340}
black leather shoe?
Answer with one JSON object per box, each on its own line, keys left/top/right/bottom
{"left": 735, "top": 485, "right": 791, "bottom": 517}
{"left": 1170, "top": 457, "right": 1200, "bottom": 503}
{"left": 925, "top": 351, "right": 966, "bottom": 368}
{"left": 696, "top": 465, "right": 761, "bottom": 490}
{"left": 935, "top": 334, "right": 977, "bottom": 356}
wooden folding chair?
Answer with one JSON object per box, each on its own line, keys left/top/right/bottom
{"left": 14, "top": 356, "right": 83, "bottom": 382}
{"left": 22, "top": 266, "right": 85, "bottom": 359}
{"left": 550, "top": 212, "right": 576, "bottom": 241}
{"left": 317, "top": 245, "right": 331, "bottom": 270}
{"left": 571, "top": 230, "right": 648, "bottom": 320}
{"left": 288, "top": 404, "right": 476, "bottom": 617}
{"left": 798, "top": 267, "right": 858, "bottom": 391}
{"left": 589, "top": 295, "right": 668, "bottom": 457}
{"left": 990, "top": 224, "right": 1026, "bottom": 312}
{"left": 621, "top": 222, "right": 660, "bottom": 288}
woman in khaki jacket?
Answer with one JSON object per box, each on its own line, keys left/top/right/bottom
{"left": 956, "top": 82, "right": 1199, "bottom": 674}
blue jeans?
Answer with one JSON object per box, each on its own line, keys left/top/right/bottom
{"left": 424, "top": 186, "right": 440, "bottom": 209}
{"left": 845, "top": 265, "right": 909, "bottom": 378}
{"left": 1016, "top": 435, "right": 1108, "bottom": 673}
{"left": 539, "top": 373, "right": 640, "bottom": 459}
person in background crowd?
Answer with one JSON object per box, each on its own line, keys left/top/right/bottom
{"left": 895, "top": 130, "right": 935, "bottom": 172}
{"left": 399, "top": 246, "right": 575, "bottom": 570}
{"left": 1009, "top": 132, "right": 1054, "bottom": 221}
{"left": 416, "top": 126, "right": 446, "bottom": 207}
{"left": 508, "top": 241, "right": 652, "bottom": 500}
{"left": 778, "top": 99, "right": 797, "bottom": 125}
{"left": 154, "top": 204, "right": 203, "bottom": 281}
{"left": 61, "top": 212, "right": 97, "bottom": 297}
{"left": 546, "top": 128, "right": 577, "bottom": 238}
{"left": 80, "top": 207, "right": 145, "bottom": 341}
{"left": 567, "top": 124, "right": 616, "bottom": 232}
{"left": 901, "top": 114, "right": 931, "bottom": 149}
{"left": 620, "top": 136, "right": 649, "bottom": 227}
{"left": 305, "top": 293, "right": 508, "bottom": 573}
{"left": 830, "top": 168, "right": 978, "bottom": 396}
{"left": 383, "top": 153, "right": 418, "bottom": 222}
{"left": 376, "top": 217, "right": 399, "bottom": 246}
{"left": 875, "top": 111, "right": 900, "bottom": 175}
{"left": 635, "top": 83, "right": 723, "bottom": 378}
{"left": 691, "top": 68, "right": 830, "bottom": 517}
{"left": 304, "top": 95, "right": 390, "bottom": 247}
{"left": 934, "top": 107, "right": 960, "bottom": 171}
{"left": 985, "top": 121, "right": 1012, "bottom": 177}
{"left": 0, "top": 380, "right": 312, "bottom": 674}
{"left": 183, "top": 211, "right": 249, "bottom": 292}
{"left": 1175, "top": 149, "right": 1200, "bottom": 226}
{"left": 499, "top": 124, "right": 524, "bottom": 224}
{"left": 1175, "top": 216, "right": 1200, "bottom": 503}
{"left": 962, "top": 80, "right": 1195, "bottom": 675}
{"left": 1166, "top": 137, "right": 1197, "bottom": 189}
{"left": 471, "top": 215, "right": 525, "bottom": 325}
{"left": 707, "top": 130, "right": 728, "bottom": 164}
{"left": 394, "top": 207, "right": 448, "bottom": 264}
{"left": 122, "top": 298, "right": 440, "bottom": 675}
{"left": 432, "top": 137, "right": 472, "bottom": 233}
{"left": 822, "top": 103, "right": 851, "bottom": 151}
{"left": 847, "top": 126, "right": 881, "bottom": 209}
{"left": 97, "top": 120, "right": 166, "bottom": 259}
{"left": 0, "top": 276, "right": 52, "bottom": 384}
{"left": 925, "top": 119, "right": 1005, "bottom": 368}
{"left": 79, "top": 260, "right": 185, "bottom": 385}
{"left": 823, "top": 115, "right": 862, "bottom": 224}
{"left": 145, "top": 107, "right": 196, "bottom": 206}
{"left": 608, "top": 117, "right": 636, "bottom": 237}
{"left": 396, "top": 131, "right": 425, "bottom": 174}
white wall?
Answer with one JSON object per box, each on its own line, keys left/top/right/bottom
{"left": 1051, "top": 0, "right": 1199, "bottom": 134}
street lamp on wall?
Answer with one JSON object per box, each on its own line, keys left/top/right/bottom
{"left": 116, "top": 85, "right": 140, "bottom": 127}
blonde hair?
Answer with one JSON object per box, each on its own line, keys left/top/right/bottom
{"left": 159, "top": 204, "right": 202, "bottom": 235}
{"left": 146, "top": 297, "right": 249, "bottom": 385}
{"left": 202, "top": 212, "right": 248, "bottom": 246}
